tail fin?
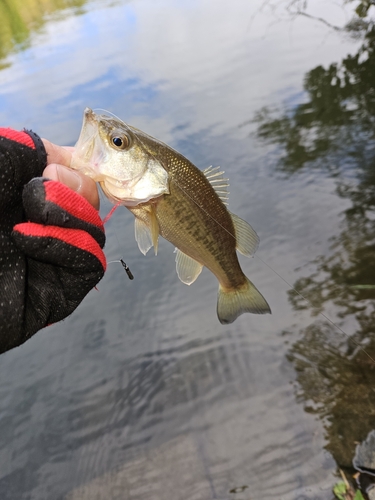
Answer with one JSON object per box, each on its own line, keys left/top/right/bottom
{"left": 217, "top": 277, "right": 271, "bottom": 324}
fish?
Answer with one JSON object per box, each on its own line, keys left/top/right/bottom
{"left": 71, "top": 107, "right": 271, "bottom": 323}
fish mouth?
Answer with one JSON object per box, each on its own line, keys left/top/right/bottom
{"left": 81, "top": 108, "right": 142, "bottom": 183}
{"left": 71, "top": 110, "right": 101, "bottom": 176}
{"left": 71, "top": 109, "right": 135, "bottom": 185}
{"left": 83, "top": 107, "right": 115, "bottom": 129}
{"left": 83, "top": 107, "right": 96, "bottom": 123}
{"left": 77, "top": 107, "right": 170, "bottom": 206}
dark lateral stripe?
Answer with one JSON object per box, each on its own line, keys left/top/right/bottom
{"left": 14, "top": 222, "right": 107, "bottom": 270}
{"left": 44, "top": 180, "right": 104, "bottom": 230}
{"left": 0, "top": 128, "right": 36, "bottom": 149}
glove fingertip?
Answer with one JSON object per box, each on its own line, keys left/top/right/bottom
{"left": 43, "top": 180, "right": 104, "bottom": 230}
{"left": 23, "top": 179, "right": 106, "bottom": 248}
{"left": 13, "top": 223, "right": 107, "bottom": 272}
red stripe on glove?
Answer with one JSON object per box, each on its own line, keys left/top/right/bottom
{"left": 0, "top": 128, "right": 36, "bottom": 149}
{"left": 14, "top": 222, "right": 107, "bottom": 270}
{"left": 44, "top": 180, "right": 104, "bottom": 230}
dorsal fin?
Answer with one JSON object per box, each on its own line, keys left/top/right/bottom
{"left": 202, "top": 166, "right": 229, "bottom": 205}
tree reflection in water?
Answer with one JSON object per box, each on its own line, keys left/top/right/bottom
{"left": 254, "top": 22, "right": 375, "bottom": 469}
{"left": 0, "top": 0, "right": 86, "bottom": 67}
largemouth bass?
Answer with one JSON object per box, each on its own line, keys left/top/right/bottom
{"left": 71, "top": 108, "right": 271, "bottom": 323}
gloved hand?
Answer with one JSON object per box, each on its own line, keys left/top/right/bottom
{"left": 0, "top": 128, "right": 106, "bottom": 353}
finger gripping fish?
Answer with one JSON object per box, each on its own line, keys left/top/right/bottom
{"left": 71, "top": 108, "right": 271, "bottom": 323}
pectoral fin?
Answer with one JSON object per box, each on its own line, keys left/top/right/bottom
{"left": 175, "top": 249, "right": 203, "bottom": 285}
{"left": 134, "top": 205, "right": 160, "bottom": 256}
{"left": 230, "top": 212, "right": 259, "bottom": 257}
{"left": 135, "top": 218, "right": 153, "bottom": 255}
{"left": 149, "top": 205, "right": 160, "bottom": 255}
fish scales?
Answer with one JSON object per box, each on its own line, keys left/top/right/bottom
{"left": 134, "top": 183, "right": 244, "bottom": 289}
{"left": 128, "top": 140, "right": 243, "bottom": 288}
{"left": 71, "top": 108, "right": 271, "bottom": 323}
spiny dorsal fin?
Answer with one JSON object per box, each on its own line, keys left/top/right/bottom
{"left": 229, "top": 211, "right": 259, "bottom": 257}
{"left": 175, "top": 248, "right": 203, "bottom": 285}
{"left": 203, "top": 166, "right": 229, "bottom": 205}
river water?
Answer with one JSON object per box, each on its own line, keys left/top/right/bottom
{"left": 0, "top": 0, "right": 374, "bottom": 498}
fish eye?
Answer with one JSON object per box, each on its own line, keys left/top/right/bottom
{"left": 110, "top": 132, "right": 131, "bottom": 150}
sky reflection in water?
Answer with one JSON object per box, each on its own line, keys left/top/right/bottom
{"left": 0, "top": 0, "right": 373, "bottom": 498}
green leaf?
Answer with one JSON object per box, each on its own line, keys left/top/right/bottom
{"left": 333, "top": 481, "right": 347, "bottom": 500}
{"left": 354, "top": 490, "right": 365, "bottom": 500}
{"left": 355, "top": 1, "right": 371, "bottom": 18}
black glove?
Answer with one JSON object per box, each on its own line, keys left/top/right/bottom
{"left": 0, "top": 128, "right": 106, "bottom": 353}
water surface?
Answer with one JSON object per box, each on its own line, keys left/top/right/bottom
{"left": 0, "top": 1, "right": 372, "bottom": 498}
